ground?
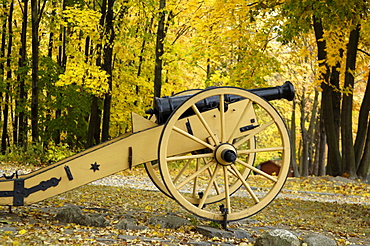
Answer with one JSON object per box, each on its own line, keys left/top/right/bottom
{"left": 0, "top": 164, "right": 369, "bottom": 245}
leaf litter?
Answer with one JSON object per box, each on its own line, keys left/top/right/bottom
{"left": 0, "top": 164, "right": 369, "bottom": 245}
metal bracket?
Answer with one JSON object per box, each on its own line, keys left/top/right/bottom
{"left": 3, "top": 171, "right": 18, "bottom": 180}
{"left": 0, "top": 177, "right": 61, "bottom": 206}
{"left": 219, "top": 204, "right": 229, "bottom": 230}
{"left": 240, "top": 124, "right": 259, "bottom": 133}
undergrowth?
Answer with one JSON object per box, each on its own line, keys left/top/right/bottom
{"left": 0, "top": 142, "right": 75, "bottom": 167}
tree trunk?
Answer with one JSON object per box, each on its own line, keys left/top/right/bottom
{"left": 101, "top": 0, "right": 115, "bottom": 142}
{"left": 354, "top": 70, "right": 370, "bottom": 169}
{"left": 317, "top": 114, "right": 327, "bottom": 176}
{"left": 154, "top": 0, "right": 166, "bottom": 98}
{"left": 1, "top": 3, "right": 8, "bottom": 153}
{"left": 86, "top": 96, "right": 101, "bottom": 148}
{"left": 357, "top": 119, "right": 370, "bottom": 180}
{"left": 307, "top": 89, "right": 319, "bottom": 174}
{"left": 300, "top": 89, "right": 309, "bottom": 177}
{"left": 55, "top": 0, "right": 67, "bottom": 145}
{"left": 1, "top": 0, "right": 14, "bottom": 154}
{"left": 290, "top": 100, "right": 300, "bottom": 177}
{"left": 313, "top": 16, "right": 342, "bottom": 176}
{"left": 341, "top": 24, "right": 360, "bottom": 178}
{"left": 31, "top": 0, "right": 39, "bottom": 142}
{"left": 17, "top": 0, "right": 29, "bottom": 146}
{"left": 312, "top": 117, "right": 320, "bottom": 176}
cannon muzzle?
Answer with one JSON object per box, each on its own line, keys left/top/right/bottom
{"left": 147, "top": 81, "right": 294, "bottom": 124}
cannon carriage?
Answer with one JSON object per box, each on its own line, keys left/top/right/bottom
{"left": 0, "top": 82, "right": 294, "bottom": 227}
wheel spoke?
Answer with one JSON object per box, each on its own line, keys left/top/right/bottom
{"left": 207, "top": 166, "right": 221, "bottom": 195}
{"left": 167, "top": 152, "right": 213, "bottom": 162}
{"left": 192, "top": 159, "right": 200, "bottom": 198}
{"left": 228, "top": 165, "right": 260, "bottom": 203}
{"left": 219, "top": 94, "right": 226, "bottom": 143}
{"left": 175, "top": 160, "right": 215, "bottom": 190}
{"left": 173, "top": 126, "right": 215, "bottom": 150}
{"left": 198, "top": 164, "right": 221, "bottom": 209}
{"left": 233, "top": 120, "right": 274, "bottom": 148}
{"left": 236, "top": 158, "right": 278, "bottom": 183}
{"left": 223, "top": 165, "right": 231, "bottom": 212}
{"left": 227, "top": 99, "right": 252, "bottom": 143}
{"left": 238, "top": 146, "right": 284, "bottom": 155}
{"left": 192, "top": 104, "right": 220, "bottom": 144}
{"left": 173, "top": 159, "right": 192, "bottom": 184}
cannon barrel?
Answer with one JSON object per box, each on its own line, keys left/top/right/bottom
{"left": 147, "top": 81, "right": 294, "bottom": 124}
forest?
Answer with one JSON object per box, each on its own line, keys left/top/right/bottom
{"left": 0, "top": 0, "right": 369, "bottom": 180}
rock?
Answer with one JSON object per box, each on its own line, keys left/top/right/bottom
{"left": 228, "top": 228, "right": 251, "bottom": 239}
{"left": 88, "top": 214, "right": 110, "bottom": 227}
{"left": 55, "top": 205, "right": 108, "bottom": 227}
{"left": 148, "top": 214, "right": 191, "bottom": 229}
{"left": 254, "top": 229, "right": 300, "bottom": 246}
{"left": 302, "top": 233, "right": 336, "bottom": 246}
{"left": 0, "top": 226, "right": 18, "bottom": 232}
{"left": 115, "top": 214, "right": 147, "bottom": 230}
{"left": 196, "top": 225, "right": 234, "bottom": 238}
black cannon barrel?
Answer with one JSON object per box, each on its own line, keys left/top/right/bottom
{"left": 146, "top": 81, "right": 294, "bottom": 124}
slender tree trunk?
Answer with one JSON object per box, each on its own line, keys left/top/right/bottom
{"left": 307, "top": 89, "right": 319, "bottom": 174}
{"left": 341, "top": 24, "right": 360, "bottom": 178}
{"left": 354, "top": 69, "right": 370, "bottom": 169}
{"left": 357, "top": 119, "right": 370, "bottom": 180}
{"left": 17, "top": 0, "right": 29, "bottom": 146}
{"left": 300, "top": 90, "right": 309, "bottom": 177}
{"left": 312, "top": 117, "right": 320, "bottom": 176}
{"left": 154, "top": 0, "right": 166, "bottom": 98}
{"left": 2, "top": 0, "right": 13, "bottom": 154}
{"left": 101, "top": 0, "right": 115, "bottom": 142}
{"left": 1, "top": 3, "right": 8, "bottom": 153}
{"left": 31, "top": 0, "right": 39, "bottom": 142}
{"left": 86, "top": 96, "right": 101, "bottom": 148}
{"left": 317, "top": 117, "right": 327, "bottom": 176}
{"left": 55, "top": 0, "right": 67, "bottom": 145}
{"left": 290, "top": 100, "right": 300, "bottom": 177}
{"left": 313, "top": 16, "right": 342, "bottom": 176}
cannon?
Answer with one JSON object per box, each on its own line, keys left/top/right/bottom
{"left": 0, "top": 82, "right": 294, "bottom": 227}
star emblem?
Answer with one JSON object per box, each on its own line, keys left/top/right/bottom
{"left": 90, "top": 162, "right": 100, "bottom": 172}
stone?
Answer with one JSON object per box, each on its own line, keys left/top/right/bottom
{"left": 55, "top": 205, "right": 108, "bottom": 227}
{"left": 148, "top": 214, "right": 191, "bottom": 229}
{"left": 115, "top": 214, "right": 147, "bottom": 230}
{"left": 254, "top": 229, "right": 300, "bottom": 246}
{"left": 302, "top": 233, "right": 336, "bottom": 246}
{"left": 196, "top": 225, "right": 234, "bottom": 238}
{"left": 0, "top": 226, "right": 18, "bottom": 232}
{"left": 228, "top": 228, "right": 251, "bottom": 239}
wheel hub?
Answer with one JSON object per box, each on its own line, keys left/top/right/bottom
{"left": 214, "top": 143, "right": 237, "bottom": 166}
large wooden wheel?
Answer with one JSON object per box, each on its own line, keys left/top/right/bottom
{"left": 145, "top": 89, "right": 255, "bottom": 203}
{"left": 158, "top": 87, "right": 291, "bottom": 222}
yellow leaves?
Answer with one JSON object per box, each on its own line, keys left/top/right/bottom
{"left": 17, "top": 229, "right": 26, "bottom": 235}
{"left": 57, "top": 59, "right": 109, "bottom": 96}
{"left": 62, "top": 7, "right": 102, "bottom": 36}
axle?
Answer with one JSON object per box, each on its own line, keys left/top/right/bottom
{"left": 146, "top": 81, "right": 294, "bottom": 124}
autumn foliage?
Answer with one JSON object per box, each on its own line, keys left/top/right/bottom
{"left": 0, "top": 0, "right": 369, "bottom": 179}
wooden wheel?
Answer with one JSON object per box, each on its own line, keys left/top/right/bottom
{"left": 158, "top": 87, "right": 291, "bottom": 222}
{"left": 145, "top": 89, "right": 203, "bottom": 198}
{"left": 145, "top": 89, "right": 255, "bottom": 202}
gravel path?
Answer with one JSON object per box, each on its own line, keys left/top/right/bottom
{"left": 90, "top": 174, "right": 370, "bottom": 206}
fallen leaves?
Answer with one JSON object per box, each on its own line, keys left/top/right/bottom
{"left": 0, "top": 165, "right": 369, "bottom": 245}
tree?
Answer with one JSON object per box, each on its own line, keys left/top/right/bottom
{"left": 153, "top": 0, "right": 166, "bottom": 98}
{"left": 1, "top": 0, "right": 14, "bottom": 153}
{"left": 280, "top": 0, "right": 370, "bottom": 179}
